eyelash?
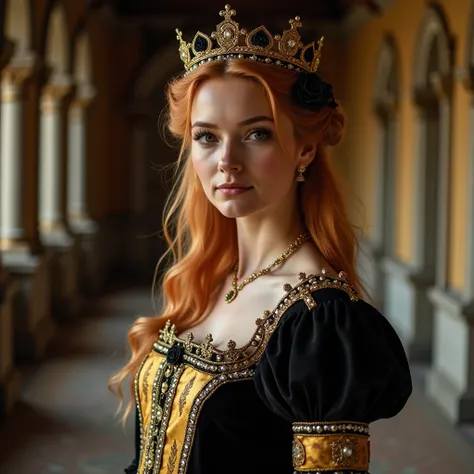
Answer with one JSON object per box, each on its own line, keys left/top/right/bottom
{"left": 192, "top": 127, "right": 273, "bottom": 144}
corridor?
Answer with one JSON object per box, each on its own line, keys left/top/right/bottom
{"left": 0, "top": 286, "right": 473, "bottom": 474}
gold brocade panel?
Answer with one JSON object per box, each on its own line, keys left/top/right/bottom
{"left": 159, "top": 367, "right": 214, "bottom": 474}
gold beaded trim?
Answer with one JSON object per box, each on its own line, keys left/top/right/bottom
{"left": 293, "top": 421, "right": 370, "bottom": 435}
{"left": 155, "top": 270, "right": 360, "bottom": 372}
{"left": 134, "top": 354, "right": 149, "bottom": 470}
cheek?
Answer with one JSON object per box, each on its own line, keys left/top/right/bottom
{"left": 254, "top": 151, "right": 294, "bottom": 184}
{"left": 191, "top": 153, "right": 213, "bottom": 186}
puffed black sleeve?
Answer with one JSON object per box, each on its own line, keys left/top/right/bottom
{"left": 124, "top": 407, "right": 140, "bottom": 474}
{"left": 253, "top": 287, "right": 412, "bottom": 473}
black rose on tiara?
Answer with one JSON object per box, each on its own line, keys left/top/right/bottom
{"left": 291, "top": 73, "right": 338, "bottom": 111}
{"left": 166, "top": 343, "right": 184, "bottom": 365}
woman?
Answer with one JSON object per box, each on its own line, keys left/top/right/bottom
{"left": 111, "top": 5, "right": 412, "bottom": 474}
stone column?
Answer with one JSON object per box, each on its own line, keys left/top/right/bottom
{"left": 38, "top": 76, "right": 82, "bottom": 319}
{"left": 39, "top": 79, "right": 74, "bottom": 247}
{"left": 67, "top": 86, "right": 96, "bottom": 231}
{"left": 0, "top": 61, "right": 34, "bottom": 252}
{"left": 67, "top": 86, "right": 102, "bottom": 294}
{"left": 0, "top": 56, "right": 54, "bottom": 364}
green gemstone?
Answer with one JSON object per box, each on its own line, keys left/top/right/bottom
{"left": 225, "top": 289, "right": 237, "bottom": 303}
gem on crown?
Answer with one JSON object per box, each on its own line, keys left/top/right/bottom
{"left": 176, "top": 4, "right": 324, "bottom": 74}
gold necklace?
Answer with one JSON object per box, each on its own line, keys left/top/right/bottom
{"left": 225, "top": 232, "right": 311, "bottom": 303}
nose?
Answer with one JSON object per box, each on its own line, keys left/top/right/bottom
{"left": 218, "top": 141, "right": 243, "bottom": 173}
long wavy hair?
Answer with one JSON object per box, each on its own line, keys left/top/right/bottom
{"left": 109, "top": 59, "right": 365, "bottom": 420}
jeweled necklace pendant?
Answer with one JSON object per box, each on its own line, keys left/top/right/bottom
{"left": 224, "top": 232, "right": 311, "bottom": 304}
{"left": 225, "top": 288, "right": 237, "bottom": 303}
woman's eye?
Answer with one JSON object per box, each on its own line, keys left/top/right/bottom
{"left": 248, "top": 128, "right": 272, "bottom": 141}
{"left": 193, "top": 131, "right": 217, "bottom": 144}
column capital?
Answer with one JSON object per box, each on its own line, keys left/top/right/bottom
{"left": 41, "top": 73, "right": 75, "bottom": 102}
{"left": 70, "top": 83, "right": 97, "bottom": 109}
{"left": 1, "top": 52, "right": 39, "bottom": 101}
{"left": 42, "top": 83, "right": 74, "bottom": 102}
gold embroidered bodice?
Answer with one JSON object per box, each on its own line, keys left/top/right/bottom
{"left": 133, "top": 271, "right": 359, "bottom": 474}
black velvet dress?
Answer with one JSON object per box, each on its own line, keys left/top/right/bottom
{"left": 124, "top": 272, "right": 412, "bottom": 474}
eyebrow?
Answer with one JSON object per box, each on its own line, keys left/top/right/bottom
{"left": 191, "top": 115, "right": 274, "bottom": 129}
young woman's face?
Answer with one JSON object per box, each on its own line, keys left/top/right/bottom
{"left": 190, "top": 75, "right": 310, "bottom": 219}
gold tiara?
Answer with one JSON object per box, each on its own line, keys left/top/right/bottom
{"left": 176, "top": 4, "right": 324, "bottom": 75}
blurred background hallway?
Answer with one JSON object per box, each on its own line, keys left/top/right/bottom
{"left": 3, "top": 0, "right": 474, "bottom": 472}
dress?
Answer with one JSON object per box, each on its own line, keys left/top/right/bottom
{"left": 124, "top": 272, "right": 412, "bottom": 474}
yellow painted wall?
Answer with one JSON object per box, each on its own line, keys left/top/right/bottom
{"left": 339, "top": 0, "right": 472, "bottom": 292}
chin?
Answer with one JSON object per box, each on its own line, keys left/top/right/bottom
{"left": 214, "top": 202, "right": 260, "bottom": 219}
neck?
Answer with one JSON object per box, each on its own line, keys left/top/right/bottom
{"left": 234, "top": 208, "right": 308, "bottom": 280}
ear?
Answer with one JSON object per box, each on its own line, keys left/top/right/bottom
{"left": 298, "top": 141, "right": 317, "bottom": 167}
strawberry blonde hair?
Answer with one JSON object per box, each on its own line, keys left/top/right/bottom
{"left": 109, "top": 59, "right": 364, "bottom": 419}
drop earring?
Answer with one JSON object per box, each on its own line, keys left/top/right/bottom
{"left": 296, "top": 164, "right": 306, "bottom": 182}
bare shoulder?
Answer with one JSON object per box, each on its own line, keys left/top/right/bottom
{"left": 273, "top": 241, "right": 336, "bottom": 278}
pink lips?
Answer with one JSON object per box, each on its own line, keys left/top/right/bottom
{"left": 216, "top": 183, "right": 253, "bottom": 196}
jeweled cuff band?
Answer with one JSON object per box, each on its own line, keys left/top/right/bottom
{"left": 292, "top": 422, "right": 370, "bottom": 473}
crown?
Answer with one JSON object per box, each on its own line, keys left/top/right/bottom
{"left": 176, "top": 4, "right": 324, "bottom": 75}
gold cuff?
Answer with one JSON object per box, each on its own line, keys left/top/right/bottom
{"left": 292, "top": 422, "right": 370, "bottom": 472}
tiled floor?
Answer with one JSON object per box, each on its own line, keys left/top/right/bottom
{"left": 0, "top": 286, "right": 474, "bottom": 474}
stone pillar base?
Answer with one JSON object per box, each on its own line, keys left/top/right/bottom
{"left": 0, "top": 277, "right": 21, "bottom": 418}
{"left": 426, "top": 287, "right": 474, "bottom": 423}
{"left": 381, "top": 256, "right": 434, "bottom": 363}
{"left": 4, "top": 250, "right": 54, "bottom": 362}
